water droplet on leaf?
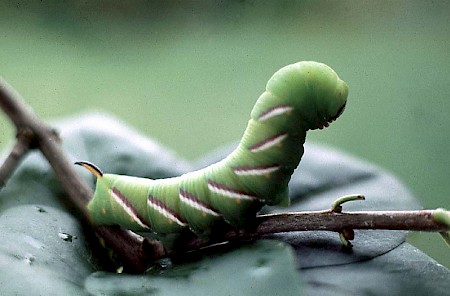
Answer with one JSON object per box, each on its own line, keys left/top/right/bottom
{"left": 35, "top": 206, "right": 47, "bottom": 213}
{"left": 24, "top": 253, "right": 35, "bottom": 265}
{"left": 58, "top": 232, "right": 77, "bottom": 242}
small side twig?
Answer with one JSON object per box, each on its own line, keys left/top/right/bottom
{"left": 331, "top": 194, "right": 365, "bottom": 213}
{"left": 330, "top": 194, "right": 365, "bottom": 247}
{"left": 432, "top": 209, "right": 450, "bottom": 247}
{"left": 0, "top": 128, "right": 35, "bottom": 188}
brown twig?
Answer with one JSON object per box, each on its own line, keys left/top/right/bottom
{"left": 0, "top": 77, "right": 448, "bottom": 273}
{"left": 0, "top": 127, "right": 35, "bottom": 188}
{"left": 178, "top": 209, "right": 450, "bottom": 252}
{"left": 0, "top": 77, "right": 157, "bottom": 272}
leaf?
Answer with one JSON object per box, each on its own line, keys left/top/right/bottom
{"left": 301, "top": 242, "right": 450, "bottom": 296}
{"left": 0, "top": 205, "right": 93, "bottom": 295}
{"left": 0, "top": 112, "right": 447, "bottom": 295}
{"left": 84, "top": 241, "right": 304, "bottom": 296}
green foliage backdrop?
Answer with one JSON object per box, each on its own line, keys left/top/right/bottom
{"left": 0, "top": 1, "right": 448, "bottom": 267}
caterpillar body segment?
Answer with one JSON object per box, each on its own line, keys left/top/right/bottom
{"left": 79, "top": 61, "right": 349, "bottom": 240}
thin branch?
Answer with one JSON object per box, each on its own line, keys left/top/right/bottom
{"left": 0, "top": 77, "right": 448, "bottom": 273}
{"left": 255, "top": 210, "right": 448, "bottom": 233}
{"left": 0, "top": 128, "right": 35, "bottom": 188}
{"left": 175, "top": 209, "right": 450, "bottom": 253}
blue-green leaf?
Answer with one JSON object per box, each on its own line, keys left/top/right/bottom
{"left": 85, "top": 241, "right": 304, "bottom": 296}
{"left": 0, "top": 113, "right": 447, "bottom": 295}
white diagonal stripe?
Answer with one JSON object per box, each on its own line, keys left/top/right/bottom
{"left": 147, "top": 197, "right": 186, "bottom": 227}
{"left": 179, "top": 191, "right": 220, "bottom": 217}
{"left": 258, "top": 105, "right": 293, "bottom": 121}
{"left": 207, "top": 182, "right": 256, "bottom": 201}
{"left": 250, "top": 134, "right": 287, "bottom": 153}
{"left": 110, "top": 189, "right": 150, "bottom": 229}
{"left": 233, "top": 165, "right": 280, "bottom": 176}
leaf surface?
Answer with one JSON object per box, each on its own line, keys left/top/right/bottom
{"left": 0, "top": 113, "right": 447, "bottom": 295}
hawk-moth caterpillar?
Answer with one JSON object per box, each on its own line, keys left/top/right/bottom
{"left": 77, "top": 61, "right": 348, "bottom": 240}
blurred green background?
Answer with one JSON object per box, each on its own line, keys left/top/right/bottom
{"left": 0, "top": 1, "right": 448, "bottom": 267}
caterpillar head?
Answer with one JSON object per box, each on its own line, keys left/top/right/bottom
{"left": 266, "top": 61, "right": 348, "bottom": 131}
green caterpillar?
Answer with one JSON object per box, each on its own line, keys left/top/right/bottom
{"left": 77, "top": 61, "right": 348, "bottom": 240}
